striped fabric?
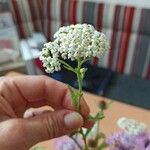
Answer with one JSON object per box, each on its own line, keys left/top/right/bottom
{"left": 9, "top": 0, "right": 150, "bottom": 79}
{"left": 0, "top": 1, "right": 10, "bottom": 12}
{"left": 9, "top": 0, "right": 43, "bottom": 38}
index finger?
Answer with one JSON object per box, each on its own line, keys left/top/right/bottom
{"left": 0, "top": 75, "right": 90, "bottom": 117}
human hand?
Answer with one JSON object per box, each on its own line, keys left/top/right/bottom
{"left": 0, "top": 75, "right": 91, "bottom": 150}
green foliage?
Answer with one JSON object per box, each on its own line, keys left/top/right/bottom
{"left": 85, "top": 128, "right": 92, "bottom": 137}
{"left": 97, "top": 141, "right": 108, "bottom": 150}
{"left": 68, "top": 85, "right": 80, "bottom": 110}
{"left": 87, "top": 112, "right": 104, "bottom": 121}
{"left": 64, "top": 57, "right": 108, "bottom": 150}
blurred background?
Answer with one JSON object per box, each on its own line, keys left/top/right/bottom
{"left": 0, "top": 0, "right": 150, "bottom": 109}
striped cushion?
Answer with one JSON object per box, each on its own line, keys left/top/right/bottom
{"left": 42, "top": 0, "right": 150, "bottom": 79}
{"left": 9, "top": 0, "right": 43, "bottom": 38}
{"left": 0, "top": 1, "right": 10, "bottom": 12}
{"left": 9, "top": 0, "right": 150, "bottom": 79}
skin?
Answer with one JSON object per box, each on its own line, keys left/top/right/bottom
{"left": 0, "top": 75, "right": 92, "bottom": 150}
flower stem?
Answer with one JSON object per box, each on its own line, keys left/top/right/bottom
{"left": 58, "top": 59, "right": 75, "bottom": 73}
{"left": 76, "top": 57, "right": 89, "bottom": 150}
{"left": 80, "top": 128, "right": 89, "bottom": 150}
{"left": 70, "top": 136, "right": 83, "bottom": 150}
{"left": 77, "top": 57, "right": 82, "bottom": 92}
{"left": 76, "top": 57, "right": 83, "bottom": 111}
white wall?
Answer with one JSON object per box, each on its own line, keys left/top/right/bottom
{"left": 79, "top": 0, "right": 150, "bottom": 8}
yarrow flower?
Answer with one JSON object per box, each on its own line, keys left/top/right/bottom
{"left": 40, "top": 24, "right": 109, "bottom": 73}
{"left": 117, "top": 117, "right": 148, "bottom": 135}
{"left": 40, "top": 24, "right": 109, "bottom": 150}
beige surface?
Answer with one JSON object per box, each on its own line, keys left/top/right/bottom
{"left": 5, "top": 71, "right": 25, "bottom": 76}
{"left": 5, "top": 72, "right": 150, "bottom": 149}
{"left": 32, "top": 92, "right": 150, "bottom": 150}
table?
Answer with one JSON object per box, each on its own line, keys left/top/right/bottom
{"left": 5, "top": 72, "right": 150, "bottom": 149}
{"left": 32, "top": 92, "right": 150, "bottom": 150}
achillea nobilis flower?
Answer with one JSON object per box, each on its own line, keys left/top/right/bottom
{"left": 117, "top": 117, "right": 148, "bottom": 135}
{"left": 40, "top": 24, "right": 109, "bottom": 73}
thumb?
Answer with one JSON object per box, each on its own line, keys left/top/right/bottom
{"left": 23, "top": 109, "right": 83, "bottom": 148}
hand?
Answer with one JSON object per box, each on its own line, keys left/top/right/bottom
{"left": 0, "top": 75, "right": 91, "bottom": 150}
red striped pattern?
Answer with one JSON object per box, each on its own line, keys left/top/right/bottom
{"left": 116, "top": 6, "right": 135, "bottom": 73}
{"left": 82, "top": 1, "right": 86, "bottom": 24}
{"left": 60, "top": 0, "right": 65, "bottom": 26}
{"left": 97, "top": 3, "right": 103, "bottom": 31}
{"left": 34, "top": 58, "right": 44, "bottom": 70}
{"left": 93, "top": 3, "right": 104, "bottom": 65}
{"left": 11, "top": 0, "right": 26, "bottom": 38}
{"left": 146, "top": 64, "right": 150, "bottom": 80}
{"left": 68, "top": 0, "right": 77, "bottom": 24}
{"left": 28, "top": 0, "right": 38, "bottom": 31}
{"left": 47, "top": 0, "right": 51, "bottom": 40}
{"left": 38, "top": 0, "right": 43, "bottom": 30}
{"left": 8, "top": 0, "right": 150, "bottom": 79}
{"left": 131, "top": 9, "right": 144, "bottom": 75}
{"left": 108, "top": 5, "right": 121, "bottom": 68}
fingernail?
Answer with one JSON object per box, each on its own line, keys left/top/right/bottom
{"left": 64, "top": 112, "right": 83, "bottom": 130}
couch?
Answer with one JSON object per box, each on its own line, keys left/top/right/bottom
{"left": 5, "top": 0, "right": 150, "bottom": 80}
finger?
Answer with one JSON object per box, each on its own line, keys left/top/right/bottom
{"left": 24, "top": 100, "right": 89, "bottom": 119}
{"left": 80, "top": 97, "right": 90, "bottom": 117}
{"left": 23, "top": 106, "right": 53, "bottom": 118}
{"left": 23, "top": 110, "right": 83, "bottom": 149}
{"left": 0, "top": 76, "right": 89, "bottom": 117}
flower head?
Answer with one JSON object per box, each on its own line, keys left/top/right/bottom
{"left": 107, "top": 132, "right": 150, "bottom": 150}
{"left": 40, "top": 24, "right": 109, "bottom": 73}
{"left": 134, "top": 132, "right": 150, "bottom": 150}
{"left": 107, "top": 118, "right": 150, "bottom": 150}
{"left": 117, "top": 117, "right": 148, "bottom": 135}
{"left": 107, "top": 132, "right": 136, "bottom": 150}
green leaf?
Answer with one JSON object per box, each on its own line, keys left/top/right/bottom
{"left": 97, "top": 141, "right": 108, "bottom": 150}
{"left": 73, "top": 92, "right": 80, "bottom": 110}
{"left": 63, "top": 65, "right": 75, "bottom": 72}
{"left": 85, "top": 128, "right": 92, "bottom": 137}
{"left": 107, "top": 101, "right": 113, "bottom": 108}
{"left": 87, "top": 112, "right": 104, "bottom": 121}
{"left": 98, "top": 132, "right": 106, "bottom": 139}
{"left": 80, "top": 68, "right": 87, "bottom": 79}
{"left": 68, "top": 85, "right": 80, "bottom": 110}
{"left": 58, "top": 59, "right": 75, "bottom": 72}
{"left": 80, "top": 58, "right": 91, "bottom": 66}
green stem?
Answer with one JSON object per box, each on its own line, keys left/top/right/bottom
{"left": 80, "top": 128, "right": 89, "bottom": 150}
{"left": 70, "top": 136, "right": 83, "bottom": 150}
{"left": 76, "top": 57, "right": 89, "bottom": 150}
{"left": 80, "top": 58, "right": 91, "bottom": 66}
{"left": 76, "top": 57, "right": 83, "bottom": 111}
{"left": 58, "top": 59, "right": 75, "bottom": 73}
{"left": 61, "top": 57, "right": 89, "bottom": 150}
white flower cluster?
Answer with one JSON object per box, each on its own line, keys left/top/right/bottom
{"left": 117, "top": 117, "right": 148, "bottom": 135}
{"left": 40, "top": 24, "right": 109, "bottom": 73}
